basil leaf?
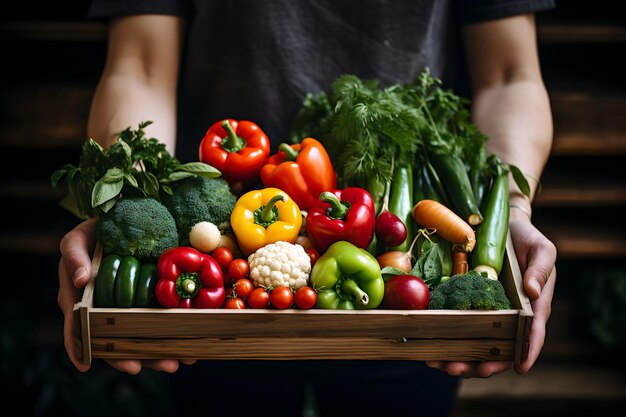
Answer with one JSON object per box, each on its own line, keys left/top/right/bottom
{"left": 124, "top": 172, "right": 139, "bottom": 188}
{"left": 137, "top": 171, "right": 160, "bottom": 198}
{"left": 165, "top": 171, "right": 195, "bottom": 182}
{"left": 99, "top": 197, "right": 118, "bottom": 213}
{"left": 509, "top": 164, "right": 531, "bottom": 198}
{"left": 177, "top": 162, "right": 221, "bottom": 178}
{"left": 103, "top": 167, "right": 125, "bottom": 183}
{"left": 92, "top": 177, "right": 123, "bottom": 207}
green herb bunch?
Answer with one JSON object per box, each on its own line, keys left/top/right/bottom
{"left": 51, "top": 121, "right": 220, "bottom": 219}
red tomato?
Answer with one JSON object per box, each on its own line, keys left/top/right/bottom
{"left": 247, "top": 287, "right": 270, "bottom": 309}
{"left": 211, "top": 247, "right": 234, "bottom": 271}
{"left": 306, "top": 248, "right": 320, "bottom": 267}
{"left": 270, "top": 286, "right": 294, "bottom": 309}
{"left": 233, "top": 278, "right": 254, "bottom": 299}
{"left": 224, "top": 297, "right": 246, "bottom": 309}
{"left": 294, "top": 286, "right": 317, "bottom": 309}
{"left": 228, "top": 258, "right": 250, "bottom": 282}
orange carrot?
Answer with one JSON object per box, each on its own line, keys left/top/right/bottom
{"left": 412, "top": 199, "right": 476, "bottom": 253}
{"left": 451, "top": 249, "right": 469, "bottom": 275}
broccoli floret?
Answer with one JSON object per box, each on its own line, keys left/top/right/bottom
{"left": 162, "top": 176, "right": 236, "bottom": 242}
{"left": 428, "top": 270, "right": 513, "bottom": 310}
{"left": 96, "top": 197, "right": 178, "bottom": 261}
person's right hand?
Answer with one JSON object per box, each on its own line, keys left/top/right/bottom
{"left": 58, "top": 218, "right": 195, "bottom": 374}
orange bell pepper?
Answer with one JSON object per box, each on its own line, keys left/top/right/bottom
{"left": 260, "top": 138, "right": 336, "bottom": 211}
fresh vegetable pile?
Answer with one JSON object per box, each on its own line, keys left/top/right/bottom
{"left": 52, "top": 69, "right": 525, "bottom": 311}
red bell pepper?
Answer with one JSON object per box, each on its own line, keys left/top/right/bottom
{"left": 199, "top": 119, "right": 271, "bottom": 187}
{"left": 260, "top": 138, "right": 336, "bottom": 211}
{"left": 155, "top": 246, "right": 225, "bottom": 308}
{"left": 306, "top": 187, "right": 376, "bottom": 253}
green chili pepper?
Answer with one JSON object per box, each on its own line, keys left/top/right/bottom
{"left": 310, "top": 241, "right": 384, "bottom": 309}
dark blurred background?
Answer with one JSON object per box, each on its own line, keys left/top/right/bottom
{"left": 1, "top": 1, "right": 625, "bottom": 416}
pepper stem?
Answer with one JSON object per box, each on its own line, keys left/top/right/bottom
{"left": 258, "top": 194, "right": 285, "bottom": 224}
{"left": 320, "top": 192, "right": 349, "bottom": 220}
{"left": 279, "top": 143, "right": 299, "bottom": 161}
{"left": 175, "top": 272, "right": 201, "bottom": 298}
{"left": 341, "top": 279, "right": 369, "bottom": 307}
{"left": 220, "top": 120, "right": 246, "bottom": 153}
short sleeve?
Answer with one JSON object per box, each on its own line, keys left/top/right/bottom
{"left": 455, "top": 0, "right": 556, "bottom": 24}
{"left": 88, "top": 0, "right": 192, "bottom": 19}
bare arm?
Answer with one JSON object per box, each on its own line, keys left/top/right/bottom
{"left": 87, "top": 14, "right": 183, "bottom": 152}
{"left": 59, "top": 14, "right": 186, "bottom": 374}
{"left": 463, "top": 13, "right": 553, "bottom": 215}
{"left": 427, "top": 14, "right": 557, "bottom": 377}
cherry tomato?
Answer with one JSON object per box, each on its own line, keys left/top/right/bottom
{"left": 294, "top": 286, "right": 317, "bottom": 309}
{"left": 247, "top": 287, "right": 270, "bottom": 309}
{"left": 270, "top": 286, "right": 294, "bottom": 309}
{"left": 211, "top": 246, "right": 234, "bottom": 271}
{"left": 224, "top": 297, "right": 246, "bottom": 309}
{"left": 306, "top": 248, "right": 320, "bottom": 267}
{"left": 233, "top": 278, "right": 254, "bottom": 299}
{"left": 228, "top": 258, "right": 250, "bottom": 282}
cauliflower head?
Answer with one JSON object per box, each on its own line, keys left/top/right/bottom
{"left": 248, "top": 241, "right": 311, "bottom": 289}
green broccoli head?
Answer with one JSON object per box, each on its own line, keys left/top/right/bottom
{"left": 428, "top": 270, "right": 513, "bottom": 310}
{"left": 95, "top": 197, "right": 179, "bottom": 261}
{"left": 162, "top": 176, "right": 236, "bottom": 242}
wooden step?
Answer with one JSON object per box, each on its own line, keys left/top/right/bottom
{"left": 532, "top": 215, "right": 626, "bottom": 259}
{"left": 550, "top": 91, "right": 626, "bottom": 155}
{"left": 539, "top": 22, "right": 626, "bottom": 43}
{"left": 0, "top": 83, "right": 92, "bottom": 148}
{"left": 0, "top": 20, "right": 105, "bottom": 41}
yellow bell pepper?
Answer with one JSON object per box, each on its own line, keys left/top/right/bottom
{"left": 231, "top": 187, "right": 302, "bottom": 256}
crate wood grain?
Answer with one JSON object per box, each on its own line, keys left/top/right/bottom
{"left": 73, "top": 234, "right": 533, "bottom": 365}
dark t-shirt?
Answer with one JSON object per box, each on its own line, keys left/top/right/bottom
{"left": 89, "top": 0, "right": 555, "bottom": 162}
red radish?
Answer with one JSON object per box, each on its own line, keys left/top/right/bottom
{"left": 375, "top": 210, "right": 407, "bottom": 248}
{"left": 381, "top": 275, "right": 430, "bottom": 309}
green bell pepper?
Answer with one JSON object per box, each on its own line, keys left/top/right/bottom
{"left": 94, "top": 254, "right": 158, "bottom": 308}
{"left": 310, "top": 241, "right": 384, "bottom": 309}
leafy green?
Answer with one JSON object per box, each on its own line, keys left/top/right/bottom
{"left": 289, "top": 68, "right": 532, "bottom": 199}
{"left": 51, "top": 121, "right": 221, "bottom": 219}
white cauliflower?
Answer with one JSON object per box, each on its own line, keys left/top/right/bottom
{"left": 248, "top": 241, "right": 311, "bottom": 289}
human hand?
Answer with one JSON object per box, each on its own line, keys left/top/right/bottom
{"left": 426, "top": 212, "right": 557, "bottom": 378}
{"left": 58, "top": 218, "right": 196, "bottom": 374}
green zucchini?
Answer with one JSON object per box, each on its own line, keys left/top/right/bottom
{"left": 471, "top": 170, "right": 510, "bottom": 280}
{"left": 388, "top": 151, "right": 413, "bottom": 252}
{"left": 429, "top": 152, "right": 483, "bottom": 226}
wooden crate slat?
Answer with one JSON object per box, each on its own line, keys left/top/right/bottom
{"left": 88, "top": 309, "right": 519, "bottom": 339}
{"left": 90, "top": 337, "right": 515, "bottom": 362}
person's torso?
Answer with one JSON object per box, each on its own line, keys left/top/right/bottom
{"left": 177, "top": 0, "right": 458, "bottom": 162}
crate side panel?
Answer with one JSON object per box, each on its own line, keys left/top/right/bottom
{"left": 88, "top": 309, "right": 519, "bottom": 339}
{"left": 90, "top": 337, "right": 515, "bottom": 362}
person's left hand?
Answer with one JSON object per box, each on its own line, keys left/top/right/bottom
{"left": 426, "top": 213, "right": 557, "bottom": 378}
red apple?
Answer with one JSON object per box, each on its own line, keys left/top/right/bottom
{"left": 381, "top": 275, "right": 430, "bottom": 310}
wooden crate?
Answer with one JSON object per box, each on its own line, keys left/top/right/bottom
{"left": 73, "top": 234, "right": 532, "bottom": 365}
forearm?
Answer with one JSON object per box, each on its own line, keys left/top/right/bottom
{"left": 471, "top": 77, "right": 553, "bottom": 213}
{"left": 88, "top": 72, "right": 178, "bottom": 152}
{"left": 462, "top": 14, "right": 553, "bottom": 218}
{"left": 87, "top": 15, "right": 183, "bottom": 154}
